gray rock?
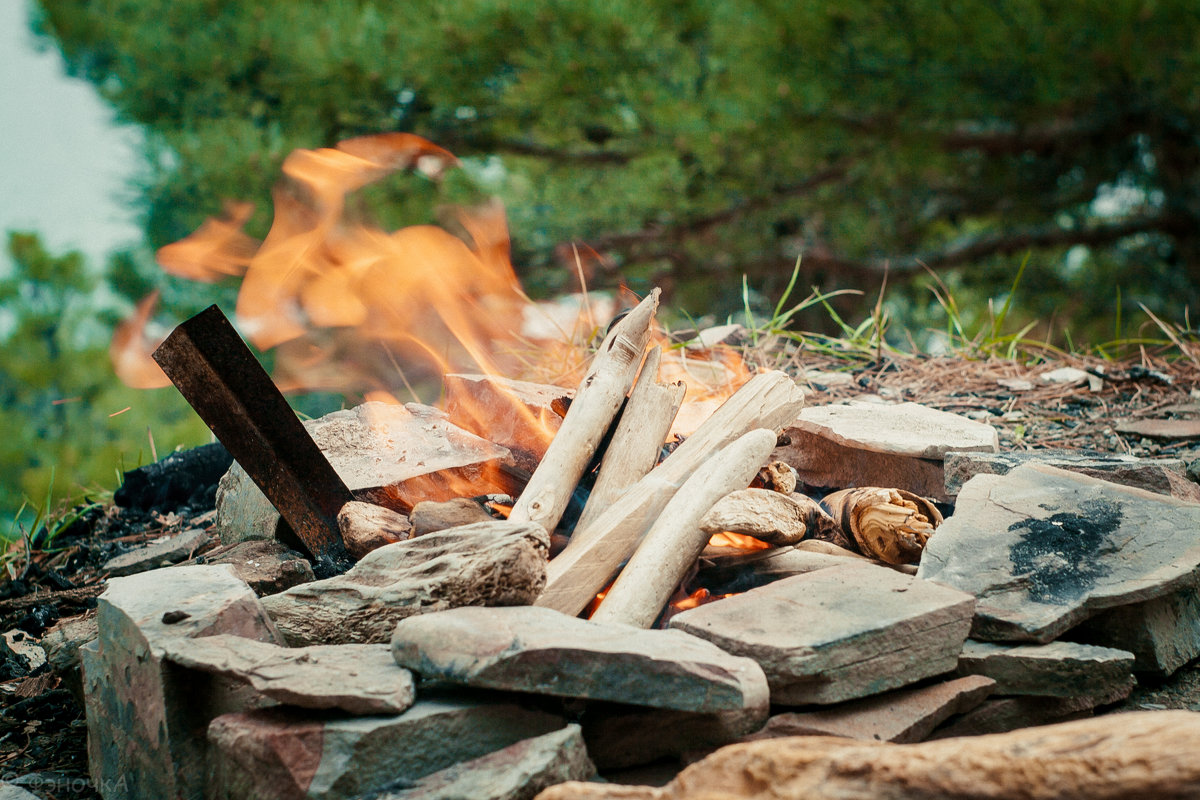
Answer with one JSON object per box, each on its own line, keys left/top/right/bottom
{"left": 215, "top": 402, "right": 514, "bottom": 545}
{"left": 918, "top": 464, "right": 1200, "bottom": 643}
{"left": 955, "top": 639, "right": 1135, "bottom": 696}
{"left": 1, "top": 629, "right": 46, "bottom": 673}
{"left": 82, "top": 565, "right": 283, "bottom": 800}
{"left": 206, "top": 693, "right": 565, "bottom": 800}
{"left": 745, "top": 675, "right": 995, "bottom": 744}
{"left": 773, "top": 401, "right": 997, "bottom": 501}
{"left": 580, "top": 701, "right": 769, "bottom": 770}
{"left": 0, "top": 782, "right": 43, "bottom": 800}
{"left": 928, "top": 678, "right": 1134, "bottom": 739}
{"left": 1070, "top": 582, "right": 1200, "bottom": 676}
{"left": 202, "top": 539, "right": 314, "bottom": 596}
{"left": 669, "top": 563, "right": 976, "bottom": 705}
{"left": 944, "top": 449, "right": 1200, "bottom": 501}
{"left": 392, "top": 605, "right": 769, "bottom": 713}
{"left": 376, "top": 724, "right": 595, "bottom": 800}
{"left": 262, "top": 521, "right": 548, "bottom": 645}
{"left": 101, "top": 528, "right": 211, "bottom": 576}
{"left": 161, "top": 635, "right": 415, "bottom": 714}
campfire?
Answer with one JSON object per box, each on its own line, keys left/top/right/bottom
{"left": 52, "top": 133, "right": 1200, "bottom": 799}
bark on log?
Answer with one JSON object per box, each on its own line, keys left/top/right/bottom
{"left": 509, "top": 290, "right": 659, "bottom": 533}
{"left": 591, "top": 429, "right": 779, "bottom": 628}
{"left": 337, "top": 501, "right": 413, "bottom": 559}
{"left": 537, "top": 371, "right": 805, "bottom": 616}
{"left": 575, "top": 346, "right": 685, "bottom": 533}
{"left": 788, "top": 493, "right": 852, "bottom": 549}
{"left": 534, "top": 710, "right": 1200, "bottom": 800}
{"left": 823, "top": 487, "right": 942, "bottom": 565}
{"left": 699, "top": 488, "right": 808, "bottom": 547}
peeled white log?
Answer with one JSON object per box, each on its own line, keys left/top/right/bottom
{"left": 574, "top": 346, "right": 685, "bottom": 533}
{"left": 590, "top": 428, "right": 779, "bottom": 628}
{"left": 508, "top": 289, "right": 659, "bottom": 533}
{"left": 536, "top": 370, "right": 805, "bottom": 616}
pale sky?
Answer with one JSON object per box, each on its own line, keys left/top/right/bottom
{"left": 0, "top": 0, "right": 143, "bottom": 270}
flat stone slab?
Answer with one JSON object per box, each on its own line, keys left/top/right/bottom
{"left": 161, "top": 634, "right": 415, "bottom": 715}
{"left": 669, "top": 562, "right": 976, "bottom": 705}
{"left": 929, "top": 677, "right": 1135, "bottom": 739}
{"left": 745, "top": 675, "right": 995, "bottom": 744}
{"left": 262, "top": 521, "right": 548, "bottom": 645}
{"left": 955, "top": 639, "right": 1134, "bottom": 696}
{"left": 1070, "top": 582, "right": 1200, "bottom": 676}
{"left": 202, "top": 539, "right": 315, "bottom": 596}
{"left": 83, "top": 565, "right": 283, "bottom": 800}
{"left": 391, "top": 605, "right": 769, "bottom": 713}
{"left": 918, "top": 464, "right": 1200, "bottom": 643}
{"left": 786, "top": 401, "right": 999, "bottom": 460}
{"left": 944, "top": 449, "right": 1200, "bottom": 501}
{"left": 207, "top": 693, "right": 565, "bottom": 800}
{"left": 1116, "top": 418, "right": 1200, "bottom": 439}
{"left": 216, "top": 401, "right": 515, "bottom": 545}
{"left": 102, "top": 528, "right": 211, "bottom": 576}
{"left": 376, "top": 724, "right": 595, "bottom": 800}
{"left": 772, "top": 401, "right": 996, "bottom": 501}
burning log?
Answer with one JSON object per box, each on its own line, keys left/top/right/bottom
{"left": 574, "top": 346, "right": 685, "bottom": 533}
{"left": 537, "top": 370, "right": 805, "bottom": 616}
{"left": 822, "top": 487, "right": 942, "bottom": 566}
{"left": 591, "top": 428, "right": 779, "bottom": 627}
{"left": 699, "top": 488, "right": 809, "bottom": 547}
{"left": 337, "top": 501, "right": 413, "bottom": 559}
{"left": 509, "top": 290, "right": 660, "bottom": 533}
{"left": 152, "top": 305, "right": 354, "bottom": 571}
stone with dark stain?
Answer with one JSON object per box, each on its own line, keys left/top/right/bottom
{"left": 919, "top": 464, "right": 1200, "bottom": 643}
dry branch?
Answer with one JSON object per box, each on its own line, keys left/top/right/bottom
{"left": 536, "top": 370, "right": 805, "bottom": 616}
{"left": 591, "top": 428, "right": 779, "bottom": 627}
{"left": 575, "top": 346, "right": 685, "bottom": 532}
{"left": 822, "top": 487, "right": 942, "bottom": 565}
{"left": 508, "top": 290, "right": 659, "bottom": 533}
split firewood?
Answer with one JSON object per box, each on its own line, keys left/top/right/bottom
{"left": 793, "top": 539, "right": 868, "bottom": 559}
{"left": 591, "top": 428, "right": 779, "bottom": 628}
{"left": 699, "top": 488, "right": 808, "bottom": 547}
{"left": 409, "top": 498, "right": 495, "bottom": 536}
{"left": 537, "top": 371, "right": 805, "bottom": 617}
{"left": 574, "top": 346, "right": 686, "bottom": 533}
{"left": 757, "top": 461, "right": 798, "bottom": 494}
{"left": 508, "top": 289, "right": 660, "bottom": 534}
{"left": 821, "top": 487, "right": 943, "bottom": 566}
{"left": 337, "top": 501, "right": 413, "bottom": 559}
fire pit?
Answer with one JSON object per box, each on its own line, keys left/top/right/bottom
{"left": 10, "top": 133, "right": 1200, "bottom": 800}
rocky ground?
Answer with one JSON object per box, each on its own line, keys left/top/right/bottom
{"left": 2, "top": 349, "right": 1199, "bottom": 798}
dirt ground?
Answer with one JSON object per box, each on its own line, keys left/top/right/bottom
{"left": 2, "top": 350, "right": 1199, "bottom": 797}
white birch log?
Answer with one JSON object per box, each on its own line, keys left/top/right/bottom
{"left": 508, "top": 289, "right": 659, "bottom": 533}
{"left": 590, "top": 428, "right": 779, "bottom": 628}
{"left": 574, "top": 346, "right": 685, "bottom": 533}
{"left": 536, "top": 370, "right": 805, "bottom": 616}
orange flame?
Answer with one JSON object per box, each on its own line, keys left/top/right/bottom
{"left": 110, "top": 292, "right": 170, "bottom": 389}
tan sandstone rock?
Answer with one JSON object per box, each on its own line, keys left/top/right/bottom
{"left": 535, "top": 710, "right": 1200, "bottom": 800}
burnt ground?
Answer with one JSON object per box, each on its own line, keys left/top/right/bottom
{"left": 2, "top": 352, "right": 1200, "bottom": 797}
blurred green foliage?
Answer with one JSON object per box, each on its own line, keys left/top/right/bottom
{"left": 31, "top": 0, "right": 1200, "bottom": 338}
{"left": 0, "top": 233, "right": 210, "bottom": 523}
{"left": 7, "top": 1, "right": 1200, "bottom": 517}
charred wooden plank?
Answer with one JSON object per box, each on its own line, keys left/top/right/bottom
{"left": 152, "top": 305, "right": 353, "bottom": 571}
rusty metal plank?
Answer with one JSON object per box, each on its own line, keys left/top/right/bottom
{"left": 153, "top": 305, "right": 353, "bottom": 571}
